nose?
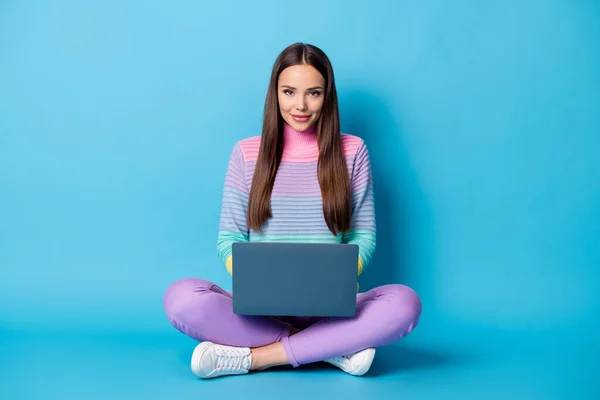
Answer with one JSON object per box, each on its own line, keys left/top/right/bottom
{"left": 296, "top": 96, "right": 307, "bottom": 111}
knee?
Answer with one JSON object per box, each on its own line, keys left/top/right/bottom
{"left": 380, "top": 284, "right": 422, "bottom": 336}
{"left": 163, "top": 278, "right": 213, "bottom": 320}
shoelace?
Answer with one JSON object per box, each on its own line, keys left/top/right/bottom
{"left": 214, "top": 346, "right": 250, "bottom": 372}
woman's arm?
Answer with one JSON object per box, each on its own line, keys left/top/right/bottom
{"left": 343, "top": 140, "right": 376, "bottom": 276}
{"left": 216, "top": 142, "right": 249, "bottom": 275}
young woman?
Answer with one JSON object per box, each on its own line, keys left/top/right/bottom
{"left": 163, "top": 43, "right": 422, "bottom": 379}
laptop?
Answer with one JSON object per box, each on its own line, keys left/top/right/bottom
{"left": 232, "top": 242, "right": 359, "bottom": 317}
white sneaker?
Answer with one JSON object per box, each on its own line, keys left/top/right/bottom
{"left": 325, "top": 348, "right": 376, "bottom": 376}
{"left": 190, "top": 342, "right": 252, "bottom": 379}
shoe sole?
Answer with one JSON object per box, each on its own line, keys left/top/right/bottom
{"left": 341, "top": 347, "right": 375, "bottom": 376}
{"left": 325, "top": 348, "right": 377, "bottom": 376}
{"left": 191, "top": 341, "right": 214, "bottom": 378}
{"left": 351, "top": 347, "right": 376, "bottom": 376}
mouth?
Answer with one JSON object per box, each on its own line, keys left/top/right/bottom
{"left": 291, "top": 114, "right": 311, "bottom": 122}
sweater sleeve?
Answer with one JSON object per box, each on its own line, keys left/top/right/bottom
{"left": 216, "top": 142, "right": 249, "bottom": 275}
{"left": 343, "top": 140, "right": 376, "bottom": 276}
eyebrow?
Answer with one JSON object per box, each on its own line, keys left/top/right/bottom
{"left": 280, "top": 85, "right": 324, "bottom": 90}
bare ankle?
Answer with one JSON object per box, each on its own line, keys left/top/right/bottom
{"left": 250, "top": 349, "right": 263, "bottom": 370}
{"left": 250, "top": 342, "right": 290, "bottom": 371}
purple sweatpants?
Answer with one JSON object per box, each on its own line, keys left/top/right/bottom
{"left": 163, "top": 278, "right": 422, "bottom": 367}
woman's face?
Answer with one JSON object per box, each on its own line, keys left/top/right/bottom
{"left": 277, "top": 64, "right": 325, "bottom": 132}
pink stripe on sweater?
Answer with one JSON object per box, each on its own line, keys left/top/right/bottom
{"left": 239, "top": 134, "right": 363, "bottom": 163}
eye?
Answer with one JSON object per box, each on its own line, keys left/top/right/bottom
{"left": 283, "top": 89, "right": 294, "bottom": 96}
{"left": 309, "top": 90, "right": 322, "bottom": 97}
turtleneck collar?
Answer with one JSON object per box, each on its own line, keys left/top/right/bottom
{"left": 282, "top": 122, "right": 318, "bottom": 152}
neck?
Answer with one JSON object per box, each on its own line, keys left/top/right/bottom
{"left": 282, "top": 122, "right": 318, "bottom": 151}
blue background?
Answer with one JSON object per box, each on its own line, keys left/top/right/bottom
{"left": 1, "top": 0, "right": 598, "bottom": 398}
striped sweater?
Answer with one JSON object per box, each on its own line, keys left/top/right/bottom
{"left": 217, "top": 122, "right": 376, "bottom": 278}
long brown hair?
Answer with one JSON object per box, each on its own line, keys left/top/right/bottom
{"left": 247, "top": 43, "right": 351, "bottom": 235}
